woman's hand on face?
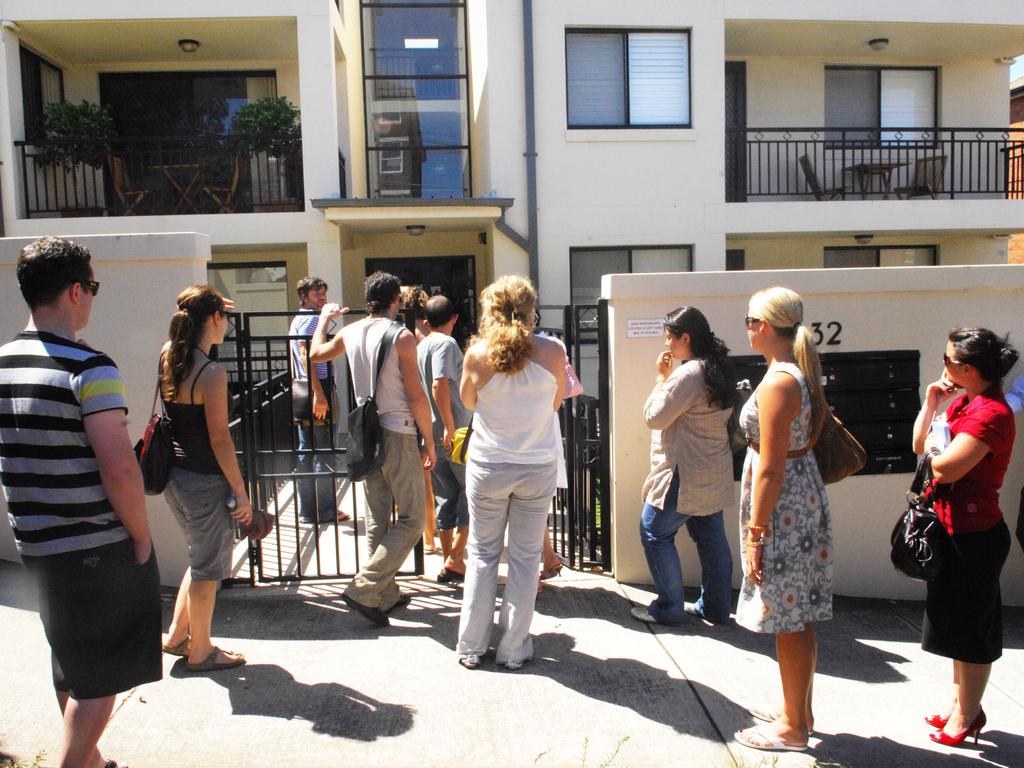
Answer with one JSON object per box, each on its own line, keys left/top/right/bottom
{"left": 925, "top": 376, "right": 960, "bottom": 410}
{"left": 744, "top": 543, "right": 764, "bottom": 585}
{"left": 655, "top": 351, "right": 674, "bottom": 382}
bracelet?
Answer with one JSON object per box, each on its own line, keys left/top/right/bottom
{"left": 745, "top": 541, "right": 764, "bottom": 549}
{"left": 746, "top": 526, "right": 769, "bottom": 546}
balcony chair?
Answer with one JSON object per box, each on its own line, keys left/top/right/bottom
{"left": 895, "top": 155, "right": 947, "bottom": 199}
{"left": 799, "top": 154, "right": 846, "bottom": 200}
{"left": 107, "top": 154, "right": 150, "bottom": 215}
{"left": 201, "top": 154, "right": 242, "bottom": 213}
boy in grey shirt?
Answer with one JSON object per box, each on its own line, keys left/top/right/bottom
{"left": 417, "top": 295, "right": 471, "bottom": 582}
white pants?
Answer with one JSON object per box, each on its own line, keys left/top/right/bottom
{"left": 456, "top": 460, "right": 557, "bottom": 664}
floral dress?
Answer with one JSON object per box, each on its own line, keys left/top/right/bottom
{"left": 735, "top": 362, "right": 833, "bottom": 633}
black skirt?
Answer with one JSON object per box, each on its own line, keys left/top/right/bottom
{"left": 922, "top": 520, "right": 1011, "bottom": 664}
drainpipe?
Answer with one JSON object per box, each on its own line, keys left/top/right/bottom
{"left": 522, "top": 0, "right": 539, "bottom": 286}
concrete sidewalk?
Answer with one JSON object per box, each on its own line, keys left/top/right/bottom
{"left": 1, "top": 559, "right": 1022, "bottom": 768}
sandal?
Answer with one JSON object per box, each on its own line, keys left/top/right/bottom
{"left": 747, "top": 705, "right": 814, "bottom": 736}
{"left": 734, "top": 726, "right": 807, "bottom": 752}
{"left": 540, "top": 563, "right": 563, "bottom": 581}
{"left": 185, "top": 648, "right": 246, "bottom": 673}
{"left": 161, "top": 637, "right": 190, "bottom": 657}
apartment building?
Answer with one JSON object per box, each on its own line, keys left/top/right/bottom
{"left": 1, "top": 1, "right": 1023, "bottom": 319}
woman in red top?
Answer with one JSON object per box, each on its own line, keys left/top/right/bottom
{"left": 911, "top": 327, "right": 1017, "bottom": 747}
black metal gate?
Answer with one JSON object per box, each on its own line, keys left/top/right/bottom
{"left": 537, "top": 302, "right": 612, "bottom": 573}
{"left": 222, "top": 309, "right": 424, "bottom": 585}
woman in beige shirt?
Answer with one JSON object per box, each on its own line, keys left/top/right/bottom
{"left": 631, "top": 306, "right": 736, "bottom": 626}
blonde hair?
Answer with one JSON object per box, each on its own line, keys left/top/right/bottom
{"left": 161, "top": 285, "right": 224, "bottom": 401}
{"left": 473, "top": 274, "right": 536, "bottom": 373}
{"left": 749, "top": 286, "right": 827, "bottom": 428}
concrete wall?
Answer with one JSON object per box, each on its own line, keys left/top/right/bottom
{"left": 731, "top": 234, "right": 1008, "bottom": 271}
{"left": 0, "top": 233, "right": 211, "bottom": 585}
{"left": 603, "top": 265, "right": 1024, "bottom": 605}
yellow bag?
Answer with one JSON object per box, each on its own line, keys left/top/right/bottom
{"left": 451, "top": 424, "right": 472, "bottom": 464}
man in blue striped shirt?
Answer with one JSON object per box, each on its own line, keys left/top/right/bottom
{"left": 0, "top": 236, "right": 161, "bottom": 767}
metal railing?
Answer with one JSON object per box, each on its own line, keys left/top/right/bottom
{"left": 726, "top": 126, "right": 1024, "bottom": 201}
{"left": 14, "top": 134, "right": 304, "bottom": 218}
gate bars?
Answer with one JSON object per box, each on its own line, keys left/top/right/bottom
{"left": 537, "top": 302, "right": 612, "bottom": 573}
{"left": 223, "top": 309, "right": 423, "bottom": 585}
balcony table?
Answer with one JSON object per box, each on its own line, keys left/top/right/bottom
{"left": 158, "top": 163, "right": 205, "bottom": 214}
{"left": 842, "top": 160, "right": 906, "bottom": 200}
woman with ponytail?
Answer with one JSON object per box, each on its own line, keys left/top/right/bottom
{"left": 630, "top": 307, "right": 736, "bottom": 627}
{"left": 159, "top": 286, "right": 252, "bottom": 673}
{"left": 733, "top": 287, "right": 831, "bottom": 753}
{"left": 455, "top": 275, "right": 565, "bottom": 670}
{"left": 911, "top": 328, "right": 1017, "bottom": 747}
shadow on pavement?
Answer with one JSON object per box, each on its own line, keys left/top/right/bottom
{"left": 813, "top": 728, "right": 1024, "bottom": 768}
{"left": 167, "top": 661, "right": 415, "bottom": 741}
{"left": 551, "top": 585, "right": 915, "bottom": 684}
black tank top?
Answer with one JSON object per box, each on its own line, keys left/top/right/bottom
{"left": 163, "top": 358, "right": 222, "bottom": 475}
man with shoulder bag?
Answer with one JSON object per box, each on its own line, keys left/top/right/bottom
{"left": 310, "top": 271, "right": 435, "bottom": 626}
{"left": 289, "top": 276, "right": 349, "bottom": 524}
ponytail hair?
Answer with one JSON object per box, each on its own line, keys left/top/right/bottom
{"left": 161, "top": 285, "right": 225, "bottom": 401}
{"left": 749, "top": 286, "right": 827, "bottom": 428}
{"left": 473, "top": 274, "right": 536, "bottom": 373}
{"left": 663, "top": 306, "right": 735, "bottom": 410}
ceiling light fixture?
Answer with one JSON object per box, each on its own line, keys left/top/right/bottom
{"left": 868, "top": 38, "right": 889, "bottom": 52}
{"left": 853, "top": 234, "right": 875, "bottom": 245}
{"left": 405, "top": 224, "right": 426, "bottom": 236}
{"left": 996, "top": 56, "right": 1017, "bottom": 66}
{"left": 178, "top": 38, "right": 200, "bottom": 53}
{"left": 989, "top": 233, "right": 1012, "bottom": 240}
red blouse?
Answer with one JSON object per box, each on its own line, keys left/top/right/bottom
{"left": 930, "top": 386, "right": 1015, "bottom": 534}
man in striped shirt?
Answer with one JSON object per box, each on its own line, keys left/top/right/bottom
{"left": 0, "top": 236, "right": 161, "bottom": 767}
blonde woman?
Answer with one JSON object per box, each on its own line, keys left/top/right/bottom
{"left": 456, "top": 275, "right": 565, "bottom": 670}
{"left": 734, "top": 287, "right": 832, "bottom": 752}
{"left": 160, "top": 286, "right": 252, "bottom": 672}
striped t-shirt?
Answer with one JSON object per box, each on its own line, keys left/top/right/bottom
{"left": 0, "top": 331, "right": 130, "bottom": 557}
{"left": 289, "top": 311, "right": 329, "bottom": 381}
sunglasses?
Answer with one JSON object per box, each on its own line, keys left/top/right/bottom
{"left": 942, "top": 353, "right": 967, "bottom": 368}
{"left": 744, "top": 315, "right": 763, "bottom": 329}
{"left": 77, "top": 280, "right": 100, "bottom": 296}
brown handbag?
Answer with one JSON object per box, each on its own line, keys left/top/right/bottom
{"left": 813, "top": 411, "right": 866, "bottom": 485}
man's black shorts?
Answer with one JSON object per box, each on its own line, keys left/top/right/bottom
{"left": 23, "top": 538, "right": 162, "bottom": 699}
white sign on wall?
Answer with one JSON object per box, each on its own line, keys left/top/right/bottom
{"left": 627, "top": 319, "right": 664, "bottom": 338}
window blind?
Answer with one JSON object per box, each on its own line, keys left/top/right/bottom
{"left": 627, "top": 33, "right": 689, "bottom": 125}
{"left": 880, "top": 70, "right": 934, "bottom": 141}
{"left": 825, "top": 68, "right": 878, "bottom": 142}
{"left": 566, "top": 33, "right": 625, "bottom": 126}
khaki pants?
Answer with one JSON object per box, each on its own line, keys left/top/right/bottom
{"left": 344, "top": 429, "right": 424, "bottom": 609}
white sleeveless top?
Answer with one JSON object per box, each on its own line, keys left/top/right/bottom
{"left": 341, "top": 317, "right": 417, "bottom": 436}
{"left": 469, "top": 359, "right": 560, "bottom": 464}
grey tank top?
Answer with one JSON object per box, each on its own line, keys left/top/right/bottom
{"left": 341, "top": 317, "right": 417, "bottom": 435}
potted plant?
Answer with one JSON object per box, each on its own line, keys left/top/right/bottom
{"left": 231, "top": 96, "right": 302, "bottom": 211}
{"left": 40, "top": 100, "right": 117, "bottom": 216}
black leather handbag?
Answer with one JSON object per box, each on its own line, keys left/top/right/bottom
{"left": 890, "top": 455, "right": 947, "bottom": 581}
{"left": 347, "top": 322, "right": 402, "bottom": 481}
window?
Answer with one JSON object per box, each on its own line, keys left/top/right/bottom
{"left": 566, "top": 30, "right": 690, "bottom": 128}
{"left": 826, "top": 67, "right": 936, "bottom": 143}
{"left": 99, "top": 71, "right": 276, "bottom": 137}
{"left": 570, "top": 246, "right": 692, "bottom": 305}
{"left": 824, "top": 246, "right": 936, "bottom": 269}
{"left": 361, "top": 0, "right": 470, "bottom": 198}
{"left": 20, "top": 47, "right": 63, "bottom": 140}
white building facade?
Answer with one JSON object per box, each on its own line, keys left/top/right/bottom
{"left": 0, "top": 1, "right": 1022, "bottom": 312}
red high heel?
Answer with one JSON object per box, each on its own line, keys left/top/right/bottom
{"left": 929, "top": 709, "right": 986, "bottom": 747}
{"left": 924, "top": 713, "right": 948, "bottom": 729}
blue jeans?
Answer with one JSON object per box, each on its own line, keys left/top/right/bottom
{"left": 639, "top": 469, "right": 733, "bottom": 624}
{"left": 296, "top": 422, "right": 337, "bottom": 522}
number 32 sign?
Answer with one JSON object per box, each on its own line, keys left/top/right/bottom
{"left": 810, "top": 321, "right": 842, "bottom": 346}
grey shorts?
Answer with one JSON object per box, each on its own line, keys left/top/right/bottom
{"left": 164, "top": 467, "right": 234, "bottom": 581}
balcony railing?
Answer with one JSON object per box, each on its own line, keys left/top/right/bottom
{"left": 14, "top": 135, "right": 305, "bottom": 218}
{"left": 725, "top": 127, "right": 1024, "bottom": 202}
